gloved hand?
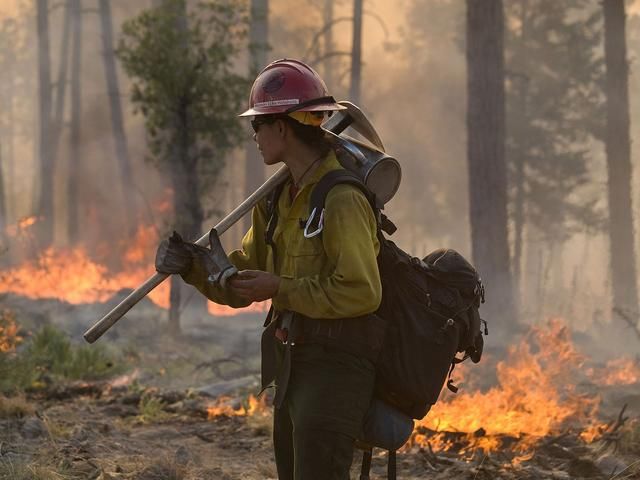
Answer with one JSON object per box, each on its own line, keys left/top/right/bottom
{"left": 155, "top": 231, "right": 196, "bottom": 275}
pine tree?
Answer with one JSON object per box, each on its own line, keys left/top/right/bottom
{"left": 117, "top": 0, "right": 249, "bottom": 335}
{"left": 243, "top": 0, "right": 269, "bottom": 233}
{"left": 603, "top": 0, "right": 639, "bottom": 320}
{"left": 504, "top": 0, "right": 605, "bottom": 307}
{"left": 36, "top": 0, "right": 54, "bottom": 247}
{"left": 466, "top": 0, "right": 517, "bottom": 332}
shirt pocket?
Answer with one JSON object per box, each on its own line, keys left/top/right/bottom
{"left": 289, "top": 235, "right": 323, "bottom": 257}
{"left": 285, "top": 229, "right": 324, "bottom": 278}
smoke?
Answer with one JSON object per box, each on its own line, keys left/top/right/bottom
{"left": 0, "top": 0, "right": 639, "bottom": 348}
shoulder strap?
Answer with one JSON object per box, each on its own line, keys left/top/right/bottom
{"left": 307, "top": 169, "right": 397, "bottom": 236}
{"left": 265, "top": 181, "right": 287, "bottom": 266}
{"left": 310, "top": 169, "right": 372, "bottom": 215}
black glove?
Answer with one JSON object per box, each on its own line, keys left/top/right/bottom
{"left": 155, "top": 231, "right": 195, "bottom": 275}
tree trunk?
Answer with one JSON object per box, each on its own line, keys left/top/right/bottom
{"left": 36, "top": 0, "right": 54, "bottom": 247}
{"left": 511, "top": 3, "right": 529, "bottom": 306}
{"left": 0, "top": 141, "right": 6, "bottom": 243}
{"left": 99, "top": 0, "right": 137, "bottom": 237}
{"left": 167, "top": 0, "right": 207, "bottom": 336}
{"left": 50, "top": 0, "right": 71, "bottom": 174}
{"left": 67, "top": 0, "right": 82, "bottom": 244}
{"left": 349, "top": 0, "right": 363, "bottom": 105}
{"left": 168, "top": 102, "right": 204, "bottom": 336}
{"left": 603, "top": 0, "right": 639, "bottom": 317}
{"left": 466, "top": 0, "right": 516, "bottom": 333}
{"left": 4, "top": 47, "right": 16, "bottom": 225}
{"left": 323, "top": 0, "right": 335, "bottom": 89}
{"left": 243, "top": 0, "right": 268, "bottom": 233}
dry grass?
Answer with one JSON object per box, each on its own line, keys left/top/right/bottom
{"left": 0, "top": 459, "right": 69, "bottom": 480}
{"left": 137, "top": 455, "right": 189, "bottom": 480}
{"left": 246, "top": 410, "right": 273, "bottom": 438}
{"left": 0, "top": 394, "right": 35, "bottom": 418}
{"left": 40, "top": 412, "right": 72, "bottom": 441}
{"left": 619, "top": 418, "right": 640, "bottom": 454}
{"left": 255, "top": 461, "right": 278, "bottom": 478}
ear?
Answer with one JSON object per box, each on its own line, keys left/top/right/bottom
{"left": 276, "top": 118, "right": 289, "bottom": 139}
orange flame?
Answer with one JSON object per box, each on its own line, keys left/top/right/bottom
{"left": 410, "top": 319, "right": 602, "bottom": 454}
{"left": 588, "top": 357, "right": 640, "bottom": 386}
{"left": 108, "top": 368, "right": 142, "bottom": 389}
{"left": 0, "top": 224, "right": 269, "bottom": 317}
{"left": 204, "top": 321, "right": 627, "bottom": 458}
{"left": 206, "top": 394, "right": 269, "bottom": 419}
{"left": 5, "top": 215, "right": 40, "bottom": 238}
{"left": 0, "top": 309, "right": 21, "bottom": 353}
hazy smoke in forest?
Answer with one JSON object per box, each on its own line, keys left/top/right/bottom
{"left": 0, "top": 0, "right": 639, "bottom": 350}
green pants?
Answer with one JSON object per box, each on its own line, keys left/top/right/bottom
{"left": 273, "top": 343, "right": 375, "bottom": 480}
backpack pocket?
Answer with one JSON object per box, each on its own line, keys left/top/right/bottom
{"left": 376, "top": 276, "right": 461, "bottom": 419}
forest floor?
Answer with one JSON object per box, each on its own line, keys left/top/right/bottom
{"left": 1, "top": 376, "right": 640, "bottom": 480}
{"left": 1, "top": 293, "right": 640, "bottom": 479}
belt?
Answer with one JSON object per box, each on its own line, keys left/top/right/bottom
{"left": 275, "top": 326, "right": 305, "bottom": 344}
{"left": 274, "top": 310, "right": 305, "bottom": 345}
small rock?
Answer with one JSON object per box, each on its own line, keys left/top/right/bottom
{"left": 21, "top": 416, "right": 46, "bottom": 439}
{"left": 159, "top": 390, "right": 185, "bottom": 404}
{"left": 174, "top": 445, "right": 191, "bottom": 466}
{"left": 568, "top": 457, "right": 602, "bottom": 478}
{"left": 596, "top": 454, "right": 629, "bottom": 477}
{"left": 100, "top": 404, "right": 138, "bottom": 417}
{"left": 542, "top": 443, "right": 577, "bottom": 460}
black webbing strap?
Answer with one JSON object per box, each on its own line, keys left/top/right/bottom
{"left": 306, "top": 169, "right": 374, "bottom": 234}
{"left": 265, "top": 181, "right": 287, "bottom": 268}
{"left": 359, "top": 448, "right": 373, "bottom": 480}
{"left": 306, "top": 169, "right": 398, "bottom": 236}
{"left": 446, "top": 361, "right": 459, "bottom": 393}
{"left": 284, "top": 95, "right": 337, "bottom": 113}
{"left": 360, "top": 448, "right": 398, "bottom": 480}
{"left": 388, "top": 450, "right": 397, "bottom": 479}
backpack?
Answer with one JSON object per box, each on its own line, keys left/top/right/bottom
{"left": 266, "top": 169, "right": 488, "bottom": 479}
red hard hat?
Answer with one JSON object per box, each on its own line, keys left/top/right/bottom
{"left": 239, "top": 59, "right": 346, "bottom": 117}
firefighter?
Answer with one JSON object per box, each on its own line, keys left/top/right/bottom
{"left": 155, "top": 59, "right": 384, "bottom": 479}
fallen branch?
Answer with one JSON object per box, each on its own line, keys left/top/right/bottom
{"left": 612, "top": 307, "right": 640, "bottom": 342}
{"left": 609, "top": 458, "right": 640, "bottom": 480}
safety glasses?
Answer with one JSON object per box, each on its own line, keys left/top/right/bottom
{"left": 250, "top": 116, "right": 280, "bottom": 133}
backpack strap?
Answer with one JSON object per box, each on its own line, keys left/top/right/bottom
{"left": 265, "top": 181, "right": 287, "bottom": 267}
{"left": 359, "top": 448, "right": 397, "bottom": 480}
{"left": 304, "top": 169, "right": 397, "bottom": 237}
{"left": 388, "top": 449, "right": 397, "bottom": 480}
{"left": 359, "top": 448, "right": 373, "bottom": 480}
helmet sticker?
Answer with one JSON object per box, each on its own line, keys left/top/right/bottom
{"left": 255, "top": 99, "right": 300, "bottom": 108}
{"left": 263, "top": 70, "right": 286, "bottom": 94}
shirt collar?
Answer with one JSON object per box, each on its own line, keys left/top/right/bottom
{"left": 295, "top": 150, "right": 342, "bottom": 191}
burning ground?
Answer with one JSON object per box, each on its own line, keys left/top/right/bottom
{"left": 1, "top": 302, "right": 639, "bottom": 479}
{"left": 0, "top": 220, "right": 640, "bottom": 478}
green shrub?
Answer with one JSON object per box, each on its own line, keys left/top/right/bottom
{"left": 27, "top": 325, "right": 72, "bottom": 376}
{"left": 0, "top": 347, "right": 37, "bottom": 393}
{"left": 0, "top": 324, "right": 124, "bottom": 393}
{"left": 138, "top": 394, "right": 169, "bottom": 423}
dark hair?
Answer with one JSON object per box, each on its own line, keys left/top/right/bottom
{"left": 282, "top": 116, "right": 332, "bottom": 157}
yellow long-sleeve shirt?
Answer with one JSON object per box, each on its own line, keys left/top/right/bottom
{"left": 183, "top": 151, "right": 382, "bottom": 319}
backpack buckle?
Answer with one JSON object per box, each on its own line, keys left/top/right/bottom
{"left": 303, "top": 207, "right": 325, "bottom": 238}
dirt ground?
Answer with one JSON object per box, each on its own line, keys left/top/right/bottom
{"left": 1, "top": 295, "right": 639, "bottom": 479}
{"left": 1, "top": 382, "right": 639, "bottom": 480}
{"left": 0, "top": 385, "right": 464, "bottom": 480}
